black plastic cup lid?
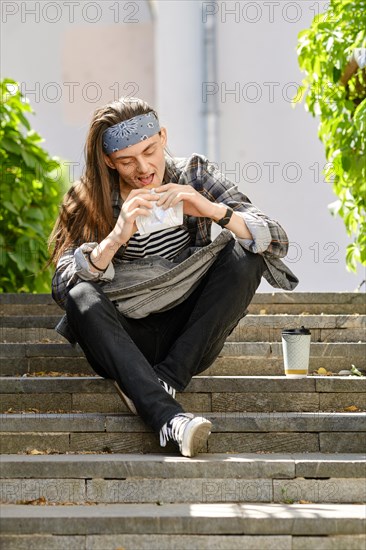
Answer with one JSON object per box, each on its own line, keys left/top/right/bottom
{"left": 282, "top": 325, "right": 311, "bottom": 335}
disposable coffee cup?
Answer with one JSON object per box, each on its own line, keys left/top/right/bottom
{"left": 281, "top": 326, "right": 311, "bottom": 378}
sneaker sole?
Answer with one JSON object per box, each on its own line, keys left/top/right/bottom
{"left": 113, "top": 381, "right": 138, "bottom": 415}
{"left": 182, "top": 418, "right": 212, "bottom": 458}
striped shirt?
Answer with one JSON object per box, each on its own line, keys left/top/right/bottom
{"left": 123, "top": 226, "right": 191, "bottom": 261}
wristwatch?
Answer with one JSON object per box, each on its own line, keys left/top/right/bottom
{"left": 217, "top": 206, "right": 234, "bottom": 227}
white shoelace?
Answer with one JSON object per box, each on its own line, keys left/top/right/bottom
{"left": 159, "top": 413, "right": 194, "bottom": 447}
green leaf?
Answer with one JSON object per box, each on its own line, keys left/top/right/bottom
{"left": 27, "top": 208, "right": 44, "bottom": 221}
{"left": 1, "top": 138, "right": 22, "bottom": 155}
{"left": 2, "top": 201, "right": 18, "bottom": 215}
{"left": 17, "top": 111, "right": 31, "bottom": 131}
{"left": 21, "top": 149, "right": 38, "bottom": 168}
{"left": 341, "top": 155, "right": 351, "bottom": 171}
{"left": 332, "top": 66, "right": 342, "bottom": 83}
{"left": 8, "top": 250, "right": 26, "bottom": 271}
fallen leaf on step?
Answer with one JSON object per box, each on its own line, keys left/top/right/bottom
{"left": 299, "top": 500, "right": 312, "bottom": 504}
{"left": 28, "top": 371, "right": 92, "bottom": 377}
{"left": 259, "top": 309, "right": 266, "bottom": 314}
{"left": 25, "top": 448, "right": 59, "bottom": 455}
{"left": 344, "top": 405, "right": 360, "bottom": 412}
{"left": 18, "top": 496, "right": 47, "bottom": 505}
{"left": 351, "top": 365, "right": 364, "bottom": 377}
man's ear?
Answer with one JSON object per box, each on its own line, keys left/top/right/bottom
{"left": 160, "top": 127, "right": 167, "bottom": 148}
{"left": 103, "top": 154, "right": 115, "bottom": 170}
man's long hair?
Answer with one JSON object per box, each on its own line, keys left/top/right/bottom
{"left": 48, "top": 97, "right": 159, "bottom": 265}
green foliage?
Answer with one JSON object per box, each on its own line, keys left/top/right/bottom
{"left": 296, "top": 0, "right": 366, "bottom": 272}
{"left": 0, "top": 78, "right": 69, "bottom": 292}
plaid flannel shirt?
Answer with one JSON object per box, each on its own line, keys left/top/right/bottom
{"left": 52, "top": 153, "right": 299, "bottom": 309}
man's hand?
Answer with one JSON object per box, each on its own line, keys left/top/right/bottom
{"left": 112, "top": 188, "right": 159, "bottom": 245}
{"left": 88, "top": 188, "right": 159, "bottom": 271}
{"left": 155, "top": 183, "right": 253, "bottom": 240}
{"left": 155, "top": 183, "right": 218, "bottom": 218}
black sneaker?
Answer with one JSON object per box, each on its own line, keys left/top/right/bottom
{"left": 159, "top": 413, "right": 212, "bottom": 457}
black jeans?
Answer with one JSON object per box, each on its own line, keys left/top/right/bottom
{"left": 66, "top": 240, "right": 266, "bottom": 432}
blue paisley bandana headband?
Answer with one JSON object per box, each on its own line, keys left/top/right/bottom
{"left": 102, "top": 112, "right": 160, "bottom": 154}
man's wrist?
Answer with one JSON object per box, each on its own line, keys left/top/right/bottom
{"left": 88, "top": 233, "right": 128, "bottom": 272}
{"left": 87, "top": 252, "right": 107, "bottom": 273}
{"left": 210, "top": 203, "right": 227, "bottom": 222}
{"left": 106, "top": 232, "right": 129, "bottom": 252}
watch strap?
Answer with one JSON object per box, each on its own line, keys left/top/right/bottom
{"left": 217, "top": 206, "right": 234, "bottom": 227}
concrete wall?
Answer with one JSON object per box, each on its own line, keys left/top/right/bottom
{"left": 2, "top": 0, "right": 363, "bottom": 290}
{"left": 2, "top": 0, "right": 155, "bottom": 176}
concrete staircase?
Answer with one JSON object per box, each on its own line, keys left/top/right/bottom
{"left": 0, "top": 292, "right": 365, "bottom": 549}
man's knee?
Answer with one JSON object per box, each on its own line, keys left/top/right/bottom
{"left": 227, "top": 242, "right": 265, "bottom": 285}
{"left": 66, "top": 281, "right": 101, "bottom": 317}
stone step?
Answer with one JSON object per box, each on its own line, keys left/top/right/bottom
{"left": 1, "top": 314, "right": 365, "bottom": 343}
{"left": 1, "top": 292, "right": 365, "bottom": 315}
{"left": 1, "top": 412, "right": 365, "bottom": 454}
{"left": 0, "top": 292, "right": 357, "bottom": 305}
{"left": 2, "top": 478, "right": 365, "bottom": 506}
{"left": 1, "top": 342, "right": 365, "bottom": 378}
{"left": 2, "top": 313, "right": 365, "bottom": 330}
{"left": 249, "top": 297, "right": 366, "bottom": 314}
{"left": 1, "top": 453, "right": 365, "bottom": 505}
{"left": 3, "top": 355, "right": 365, "bottom": 378}
{"left": 1, "top": 376, "right": 365, "bottom": 414}
{"left": 1, "top": 503, "right": 365, "bottom": 538}
{"left": 2, "top": 534, "right": 366, "bottom": 550}
{"left": 227, "top": 314, "right": 366, "bottom": 343}
{"left": 2, "top": 452, "right": 364, "bottom": 479}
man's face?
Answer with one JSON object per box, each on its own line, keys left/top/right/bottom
{"left": 104, "top": 128, "right": 167, "bottom": 196}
